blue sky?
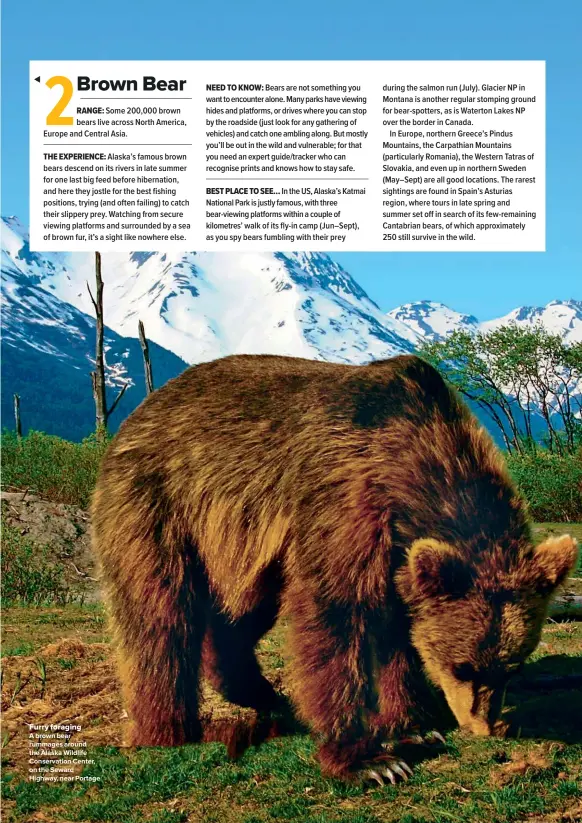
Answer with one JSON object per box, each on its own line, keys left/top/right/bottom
{"left": 1, "top": 0, "right": 580, "bottom": 319}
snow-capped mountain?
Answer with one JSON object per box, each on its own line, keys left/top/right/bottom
{"left": 387, "top": 301, "right": 480, "bottom": 342}
{"left": 481, "top": 300, "right": 582, "bottom": 344}
{"left": 1, "top": 217, "right": 418, "bottom": 367}
{"left": 388, "top": 299, "right": 582, "bottom": 344}
{"left": 3, "top": 247, "right": 131, "bottom": 392}
{"left": 1, "top": 215, "right": 579, "bottom": 441}
{"left": 1, "top": 219, "right": 188, "bottom": 439}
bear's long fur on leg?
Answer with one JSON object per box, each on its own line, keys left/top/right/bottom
{"left": 103, "top": 534, "right": 208, "bottom": 746}
{"left": 285, "top": 579, "right": 383, "bottom": 778}
{"left": 369, "top": 603, "right": 436, "bottom": 737}
{"left": 92, "top": 452, "right": 209, "bottom": 747}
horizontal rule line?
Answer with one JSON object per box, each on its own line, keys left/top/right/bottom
{"left": 78, "top": 97, "right": 193, "bottom": 99}
{"left": 205, "top": 177, "right": 370, "bottom": 181}
{"left": 43, "top": 143, "right": 193, "bottom": 146}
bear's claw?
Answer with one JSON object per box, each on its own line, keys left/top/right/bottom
{"left": 365, "top": 758, "right": 412, "bottom": 786}
{"left": 425, "top": 730, "right": 446, "bottom": 745}
{"left": 383, "top": 729, "right": 446, "bottom": 749}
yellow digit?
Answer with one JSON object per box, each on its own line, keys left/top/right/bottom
{"left": 46, "top": 76, "right": 74, "bottom": 126}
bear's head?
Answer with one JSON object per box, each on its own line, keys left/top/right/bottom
{"left": 396, "top": 535, "right": 578, "bottom": 737}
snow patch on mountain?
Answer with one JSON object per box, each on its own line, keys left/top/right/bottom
{"left": 1, "top": 223, "right": 189, "bottom": 439}
{"left": 481, "top": 300, "right": 582, "bottom": 344}
{"left": 387, "top": 300, "right": 480, "bottom": 341}
{"left": 388, "top": 299, "right": 582, "bottom": 344}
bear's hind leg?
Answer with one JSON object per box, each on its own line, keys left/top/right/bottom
{"left": 108, "top": 540, "right": 208, "bottom": 747}
{"left": 202, "top": 589, "right": 280, "bottom": 711}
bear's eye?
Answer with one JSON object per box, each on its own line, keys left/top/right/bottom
{"left": 452, "top": 662, "right": 476, "bottom": 682}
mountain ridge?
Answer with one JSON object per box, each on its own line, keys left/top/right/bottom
{"left": 387, "top": 298, "right": 582, "bottom": 344}
{"left": 1, "top": 215, "right": 580, "bottom": 440}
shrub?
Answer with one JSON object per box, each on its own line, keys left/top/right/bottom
{"left": 1, "top": 515, "right": 85, "bottom": 606}
{"left": 1, "top": 430, "right": 108, "bottom": 508}
{"left": 507, "top": 449, "right": 582, "bottom": 522}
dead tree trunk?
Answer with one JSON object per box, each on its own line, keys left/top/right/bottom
{"left": 87, "top": 252, "right": 128, "bottom": 436}
{"left": 138, "top": 320, "right": 154, "bottom": 394}
{"left": 89, "top": 252, "right": 107, "bottom": 431}
{"left": 13, "top": 394, "right": 22, "bottom": 438}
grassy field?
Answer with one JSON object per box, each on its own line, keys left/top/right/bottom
{"left": 2, "top": 523, "right": 582, "bottom": 823}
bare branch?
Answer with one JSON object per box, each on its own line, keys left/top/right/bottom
{"left": 86, "top": 281, "right": 98, "bottom": 312}
{"left": 108, "top": 381, "right": 130, "bottom": 418}
{"left": 138, "top": 319, "right": 154, "bottom": 394}
{"left": 69, "top": 561, "right": 99, "bottom": 582}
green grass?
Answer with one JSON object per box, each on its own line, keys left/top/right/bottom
{"left": 2, "top": 731, "right": 581, "bottom": 823}
{"left": 1, "top": 603, "right": 107, "bottom": 652}
{"left": 1, "top": 430, "right": 109, "bottom": 508}
{"left": 2, "top": 604, "right": 581, "bottom": 823}
{"left": 56, "top": 657, "right": 79, "bottom": 670}
{"left": 533, "top": 521, "right": 582, "bottom": 546}
{"left": 0, "top": 640, "right": 36, "bottom": 657}
{"left": 533, "top": 522, "right": 582, "bottom": 580}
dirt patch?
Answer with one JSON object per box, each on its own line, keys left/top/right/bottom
{"left": 1, "top": 492, "right": 98, "bottom": 598}
{"left": 1, "top": 637, "right": 283, "bottom": 777}
{"left": 490, "top": 742, "right": 559, "bottom": 787}
{"left": 526, "top": 802, "right": 582, "bottom": 823}
{"left": 1, "top": 639, "right": 119, "bottom": 774}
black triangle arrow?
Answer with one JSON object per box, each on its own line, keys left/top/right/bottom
{"left": 35, "top": 76, "right": 41, "bottom": 83}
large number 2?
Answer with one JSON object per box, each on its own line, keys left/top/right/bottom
{"left": 46, "top": 76, "right": 74, "bottom": 126}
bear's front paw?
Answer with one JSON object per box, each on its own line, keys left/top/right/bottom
{"left": 318, "top": 736, "right": 412, "bottom": 782}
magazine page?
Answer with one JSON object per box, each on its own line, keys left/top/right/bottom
{"left": 1, "top": 1, "right": 581, "bottom": 822}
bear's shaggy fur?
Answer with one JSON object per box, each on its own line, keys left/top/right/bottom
{"left": 91, "top": 354, "right": 577, "bottom": 779}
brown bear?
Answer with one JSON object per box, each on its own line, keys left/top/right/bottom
{"left": 91, "top": 354, "right": 577, "bottom": 782}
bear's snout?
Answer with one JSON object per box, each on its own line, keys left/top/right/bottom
{"left": 437, "top": 674, "right": 508, "bottom": 738}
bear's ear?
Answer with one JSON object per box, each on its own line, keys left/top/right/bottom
{"left": 531, "top": 535, "right": 578, "bottom": 593}
{"left": 406, "top": 539, "right": 474, "bottom": 600}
